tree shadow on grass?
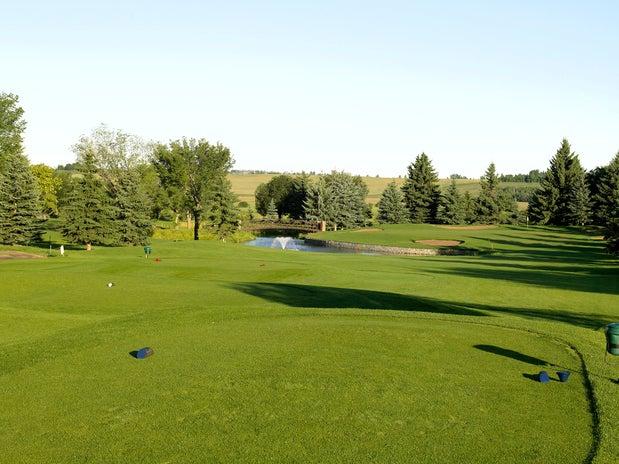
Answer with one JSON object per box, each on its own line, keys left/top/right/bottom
{"left": 230, "top": 283, "right": 612, "bottom": 329}
{"left": 231, "top": 282, "right": 487, "bottom": 316}
{"left": 474, "top": 344, "right": 548, "bottom": 365}
{"left": 426, "top": 265, "right": 619, "bottom": 296}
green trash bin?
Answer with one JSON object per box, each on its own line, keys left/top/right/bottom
{"left": 605, "top": 323, "right": 619, "bottom": 356}
{"left": 144, "top": 246, "right": 152, "bottom": 257}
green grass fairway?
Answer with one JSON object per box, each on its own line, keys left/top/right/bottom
{"left": 1, "top": 226, "right": 617, "bottom": 463}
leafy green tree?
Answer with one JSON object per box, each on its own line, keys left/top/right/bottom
{"left": 60, "top": 150, "right": 117, "bottom": 247}
{"left": 0, "top": 152, "right": 43, "bottom": 245}
{"left": 0, "top": 93, "right": 26, "bottom": 171}
{"left": 529, "top": 139, "right": 590, "bottom": 225}
{"left": 30, "top": 164, "right": 62, "bottom": 217}
{"left": 438, "top": 179, "right": 464, "bottom": 224}
{"left": 402, "top": 153, "right": 441, "bottom": 223}
{"left": 153, "top": 138, "right": 234, "bottom": 240}
{"left": 378, "top": 182, "right": 408, "bottom": 224}
{"left": 255, "top": 175, "right": 295, "bottom": 219}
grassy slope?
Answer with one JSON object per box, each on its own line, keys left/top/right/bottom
{"left": 0, "top": 227, "right": 617, "bottom": 463}
{"left": 228, "top": 173, "right": 538, "bottom": 206}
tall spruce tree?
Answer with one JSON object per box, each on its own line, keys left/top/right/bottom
{"left": 529, "top": 139, "right": 590, "bottom": 225}
{"left": 462, "top": 191, "right": 476, "bottom": 224}
{"left": 590, "top": 153, "right": 619, "bottom": 226}
{"left": 437, "top": 179, "right": 465, "bottom": 224}
{"left": 304, "top": 172, "right": 367, "bottom": 229}
{"left": 378, "top": 182, "right": 408, "bottom": 224}
{"left": 203, "top": 177, "right": 239, "bottom": 236}
{"left": 114, "top": 169, "right": 153, "bottom": 245}
{"left": 0, "top": 94, "right": 43, "bottom": 245}
{"left": 60, "top": 150, "right": 117, "bottom": 246}
{"left": 402, "top": 153, "right": 441, "bottom": 223}
{"left": 476, "top": 163, "right": 501, "bottom": 223}
{"left": 0, "top": 152, "right": 43, "bottom": 245}
{"left": 266, "top": 198, "right": 278, "bottom": 220}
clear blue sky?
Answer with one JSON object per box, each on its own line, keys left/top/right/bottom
{"left": 2, "top": 0, "right": 618, "bottom": 177}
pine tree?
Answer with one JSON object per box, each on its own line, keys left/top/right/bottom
{"left": 437, "top": 179, "right": 464, "bottom": 224}
{"left": 203, "top": 177, "right": 239, "bottom": 236}
{"left": 529, "top": 139, "right": 590, "bottom": 225}
{"left": 60, "top": 150, "right": 118, "bottom": 246}
{"left": 591, "top": 153, "right": 619, "bottom": 226}
{"left": 113, "top": 169, "right": 153, "bottom": 245}
{"left": 304, "top": 177, "right": 332, "bottom": 224}
{"left": 402, "top": 153, "right": 441, "bottom": 223}
{"left": 378, "top": 182, "right": 409, "bottom": 224}
{"left": 462, "top": 191, "right": 476, "bottom": 224}
{"left": 266, "top": 198, "right": 278, "bottom": 220}
{"left": 0, "top": 152, "right": 43, "bottom": 245}
{"left": 476, "top": 163, "right": 501, "bottom": 223}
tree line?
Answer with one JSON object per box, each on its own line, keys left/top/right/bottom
{"left": 1, "top": 92, "right": 618, "bottom": 253}
{"left": 253, "top": 142, "right": 619, "bottom": 253}
{"left": 0, "top": 93, "right": 239, "bottom": 247}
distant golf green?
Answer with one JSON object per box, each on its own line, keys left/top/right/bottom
{"left": 1, "top": 225, "right": 617, "bottom": 463}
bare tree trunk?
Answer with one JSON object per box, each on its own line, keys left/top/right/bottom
{"left": 193, "top": 212, "right": 200, "bottom": 240}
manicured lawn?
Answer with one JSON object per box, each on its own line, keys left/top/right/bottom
{"left": 0, "top": 225, "right": 617, "bottom": 463}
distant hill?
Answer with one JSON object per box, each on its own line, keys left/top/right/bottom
{"left": 227, "top": 173, "right": 538, "bottom": 209}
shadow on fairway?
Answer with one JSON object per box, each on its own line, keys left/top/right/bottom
{"left": 474, "top": 344, "right": 548, "bottom": 365}
{"left": 231, "top": 283, "right": 612, "bottom": 329}
{"left": 232, "top": 283, "right": 488, "bottom": 316}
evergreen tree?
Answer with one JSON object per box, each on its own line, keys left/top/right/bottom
{"left": 114, "top": 169, "right": 153, "bottom": 245}
{"left": 590, "top": 153, "right": 619, "bottom": 226}
{"left": 0, "top": 152, "right": 43, "bottom": 245}
{"left": 60, "top": 150, "right": 118, "bottom": 246}
{"left": 402, "top": 153, "right": 441, "bottom": 223}
{"left": 437, "top": 179, "right": 464, "bottom": 224}
{"left": 476, "top": 163, "right": 501, "bottom": 223}
{"left": 605, "top": 218, "right": 619, "bottom": 255}
{"left": 529, "top": 139, "right": 590, "bottom": 225}
{"left": 304, "top": 177, "right": 332, "bottom": 224}
{"left": 266, "top": 198, "right": 278, "bottom": 220}
{"left": 378, "top": 182, "right": 408, "bottom": 224}
{"left": 462, "top": 191, "right": 476, "bottom": 224}
{"left": 304, "top": 172, "right": 367, "bottom": 229}
{"left": 203, "top": 177, "right": 239, "bottom": 236}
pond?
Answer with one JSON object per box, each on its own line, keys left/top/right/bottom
{"left": 245, "top": 236, "right": 373, "bottom": 254}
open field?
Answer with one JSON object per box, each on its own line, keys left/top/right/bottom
{"left": 228, "top": 173, "right": 538, "bottom": 206}
{"left": 1, "top": 226, "right": 617, "bottom": 463}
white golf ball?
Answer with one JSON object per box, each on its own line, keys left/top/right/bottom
{"left": 107, "top": 282, "right": 113, "bottom": 288}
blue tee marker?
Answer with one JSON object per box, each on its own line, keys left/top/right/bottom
{"left": 538, "top": 371, "right": 550, "bottom": 383}
{"left": 131, "top": 347, "right": 154, "bottom": 359}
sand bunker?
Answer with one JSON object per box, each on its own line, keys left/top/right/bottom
{"left": 415, "top": 239, "right": 462, "bottom": 247}
{"left": 0, "top": 251, "right": 44, "bottom": 260}
{"left": 436, "top": 225, "right": 497, "bottom": 230}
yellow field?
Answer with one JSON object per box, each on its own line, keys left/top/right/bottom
{"left": 228, "top": 173, "right": 535, "bottom": 206}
